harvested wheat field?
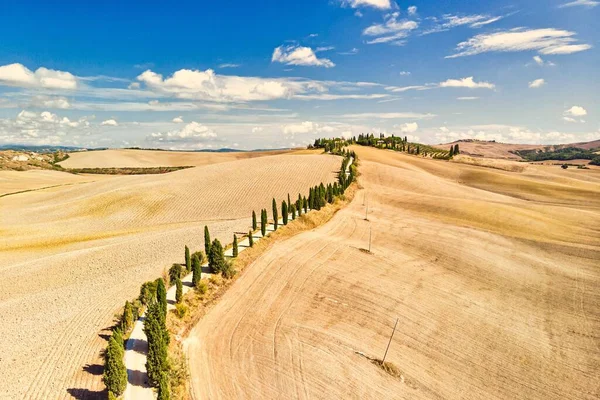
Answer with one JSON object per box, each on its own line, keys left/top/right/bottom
{"left": 186, "top": 145, "right": 600, "bottom": 400}
{"left": 0, "top": 151, "right": 341, "bottom": 399}
{"left": 58, "top": 148, "right": 294, "bottom": 169}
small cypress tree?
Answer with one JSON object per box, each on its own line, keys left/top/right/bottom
{"left": 175, "top": 277, "right": 182, "bottom": 304}
{"left": 303, "top": 196, "right": 308, "bottom": 213}
{"left": 282, "top": 201, "right": 288, "bottom": 225}
{"left": 248, "top": 230, "right": 254, "bottom": 247}
{"left": 209, "top": 238, "right": 226, "bottom": 274}
{"left": 252, "top": 210, "right": 257, "bottom": 231}
{"left": 192, "top": 254, "right": 201, "bottom": 287}
{"left": 454, "top": 144, "right": 460, "bottom": 154}
{"left": 287, "top": 193, "right": 291, "bottom": 210}
{"left": 156, "top": 278, "right": 167, "bottom": 320}
{"left": 272, "top": 198, "right": 278, "bottom": 230}
{"left": 122, "top": 301, "right": 133, "bottom": 332}
{"left": 168, "top": 263, "right": 182, "bottom": 287}
{"left": 103, "top": 334, "right": 127, "bottom": 396}
{"left": 233, "top": 234, "right": 238, "bottom": 257}
{"left": 261, "top": 209, "right": 267, "bottom": 236}
{"left": 145, "top": 302, "right": 168, "bottom": 386}
{"left": 449, "top": 146, "right": 454, "bottom": 157}
{"left": 184, "top": 245, "right": 191, "bottom": 272}
{"left": 291, "top": 204, "right": 296, "bottom": 220}
{"left": 204, "top": 225, "right": 211, "bottom": 256}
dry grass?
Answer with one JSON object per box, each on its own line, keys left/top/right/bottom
{"left": 185, "top": 145, "right": 600, "bottom": 400}
{"left": 0, "top": 151, "right": 341, "bottom": 399}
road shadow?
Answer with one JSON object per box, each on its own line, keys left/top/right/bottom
{"left": 126, "top": 338, "right": 148, "bottom": 355}
{"left": 167, "top": 299, "right": 176, "bottom": 305}
{"left": 66, "top": 388, "right": 106, "bottom": 399}
{"left": 127, "top": 368, "right": 151, "bottom": 388}
{"left": 201, "top": 265, "right": 212, "bottom": 274}
{"left": 183, "top": 281, "right": 194, "bottom": 288}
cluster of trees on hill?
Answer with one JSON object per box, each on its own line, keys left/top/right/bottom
{"left": 355, "top": 133, "right": 453, "bottom": 159}
{"left": 513, "top": 146, "right": 600, "bottom": 162}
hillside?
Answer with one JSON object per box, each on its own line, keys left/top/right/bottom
{"left": 433, "top": 138, "right": 600, "bottom": 160}
{"left": 187, "top": 145, "right": 600, "bottom": 400}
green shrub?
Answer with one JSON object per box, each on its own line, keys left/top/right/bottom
{"left": 168, "top": 264, "right": 182, "bottom": 287}
{"left": 175, "top": 303, "right": 187, "bottom": 318}
{"left": 196, "top": 280, "right": 208, "bottom": 294}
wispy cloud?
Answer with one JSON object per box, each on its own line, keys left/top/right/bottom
{"left": 218, "top": 63, "right": 241, "bottom": 68}
{"left": 386, "top": 77, "right": 495, "bottom": 93}
{"left": 338, "top": 48, "right": 359, "bottom": 55}
{"left": 528, "top": 78, "right": 545, "bottom": 88}
{"left": 559, "top": 0, "right": 599, "bottom": 7}
{"left": 363, "top": 13, "right": 419, "bottom": 45}
{"left": 340, "top": 0, "right": 392, "bottom": 10}
{"left": 422, "top": 14, "right": 504, "bottom": 35}
{"left": 447, "top": 28, "right": 592, "bottom": 58}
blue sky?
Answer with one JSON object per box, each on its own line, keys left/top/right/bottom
{"left": 0, "top": 0, "right": 598, "bottom": 149}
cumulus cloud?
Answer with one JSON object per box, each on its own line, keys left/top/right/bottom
{"left": 30, "top": 96, "right": 71, "bottom": 109}
{"left": 528, "top": 78, "right": 545, "bottom": 88}
{"left": 399, "top": 71, "right": 411, "bottom": 76}
{"left": 341, "top": 0, "right": 392, "bottom": 9}
{"left": 407, "top": 6, "right": 417, "bottom": 15}
{"left": 565, "top": 105, "right": 587, "bottom": 117}
{"left": 0, "top": 110, "right": 90, "bottom": 145}
{"left": 447, "top": 28, "right": 592, "bottom": 58}
{"left": 149, "top": 121, "right": 217, "bottom": 144}
{"left": 0, "top": 63, "right": 78, "bottom": 89}
{"left": 559, "top": 0, "right": 599, "bottom": 7}
{"left": 282, "top": 121, "right": 336, "bottom": 135}
{"left": 363, "top": 13, "right": 419, "bottom": 45}
{"left": 433, "top": 124, "right": 578, "bottom": 145}
{"left": 394, "top": 122, "right": 419, "bottom": 133}
{"left": 439, "top": 77, "right": 495, "bottom": 89}
{"left": 136, "top": 68, "right": 327, "bottom": 102}
{"left": 272, "top": 45, "right": 335, "bottom": 68}
{"left": 100, "top": 119, "right": 118, "bottom": 126}
{"left": 172, "top": 116, "right": 184, "bottom": 123}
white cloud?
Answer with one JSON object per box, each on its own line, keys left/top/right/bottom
{"left": 439, "top": 77, "right": 495, "bottom": 89}
{"left": 354, "top": 10, "right": 363, "bottom": 17}
{"left": 282, "top": 121, "right": 336, "bottom": 135}
{"left": 218, "top": 63, "right": 241, "bottom": 68}
{"left": 0, "top": 110, "right": 91, "bottom": 145}
{"left": 30, "top": 96, "right": 71, "bottom": 109}
{"left": 294, "top": 93, "right": 388, "bottom": 101}
{"left": 394, "top": 122, "right": 419, "bottom": 133}
{"left": 101, "top": 119, "right": 118, "bottom": 126}
{"left": 338, "top": 112, "right": 436, "bottom": 120}
{"left": 272, "top": 45, "right": 335, "bottom": 68}
{"left": 341, "top": 0, "right": 392, "bottom": 9}
{"left": 172, "top": 116, "right": 184, "bottom": 123}
{"left": 338, "top": 48, "right": 360, "bottom": 55}
{"left": 316, "top": 46, "right": 335, "bottom": 52}
{"left": 457, "top": 96, "right": 479, "bottom": 100}
{"left": 559, "top": 0, "right": 599, "bottom": 7}
{"left": 528, "top": 78, "right": 545, "bottom": 88}
{"left": 448, "top": 28, "right": 592, "bottom": 58}
{"left": 149, "top": 121, "right": 217, "bottom": 144}
{"left": 432, "top": 124, "right": 578, "bottom": 145}
{"left": 399, "top": 71, "right": 411, "bottom": 76}
{"left": 407, "top": 6, "right": 417, "bottom": 15}
{"left": 562, "top": 116, "right": 579, "bottom": 123}
{"left": 137, "top": 68, "right": 327, "bottom": 102}
{"left": 423, "top": 14, "right": 504, "bottom": 35}
{"left": 128, "top": 82, "right": 141, "bottom": 89}
{"left": 0, "top": 63, "right": 78, "bottom": 89}
{"left": 531, "top": 55, "right": 556, "bottom": 67}
{"left": 363, "top": 14, "right": 419, "bottom": 45}
{"left": 565, "top": 106, "right": 587, "bottom": 117}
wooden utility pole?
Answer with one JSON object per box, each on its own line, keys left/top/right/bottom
{"left": 382, "top": 318, "right": 399, "bottom": 365}
{"left": 368, "top": 226, "right": 372, "bottom": 253}
{"left": 365, "top": 200, "right": 369, "bottom": 221}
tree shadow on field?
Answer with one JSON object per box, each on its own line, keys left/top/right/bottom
{"left": 82, "top": 363, "right": 103, "bottom": 376}
{"left": 201, "top": 265, "right": 212, "bottom": 274}
{"left": 67, "top": 388, "right": 106, "bottom": 399}
{"left": 183, "top": 280, "right": 194, "bottom": 288}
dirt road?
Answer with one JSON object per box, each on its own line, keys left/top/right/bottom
{"left": 186, "top": 146, "right": 600, "bottom": 399}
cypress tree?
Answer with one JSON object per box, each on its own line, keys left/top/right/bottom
{"left": 260, "top": 209, "right": 267, "bottom": 236}
{"left": 233, "top": 234, "right": 238, "bottom": 257}
{"left": 272, "top": 198, "right": 278, "bottom": 230}
{"left": 252, "top": 210, "right": 257, "bottom": 231}
{"left": 249, "top": 230, "right": 254, "bottom": 247}
{"left": 209, "top": 239, "right": 226, "bottom": 274}
{"left": 303, "top": 196, "right": 308, "bottom": 213}
{"left": 156, "top": 279, "right": 167, "bottom": 320}
{"left": 204, "top": 225, "right": 211, "bottom": 256}
{"left": 103, "top": 334, "right": 127, "bottom": 396}
{"left": 144, "top": 302, "right": 168, "bottom": 386}
{"left": 454, "top": 144, "right": 460, "bottom": 154}
{"left": 287, "top": 193, "right": 291, "bottom": 210}
{"left": 122, "top": 301, "right": 133, "bottom": 332}
{"left": 175, "top": 277, "right": 182, "bottom": 304}
{"left": 184, "top": 245, "right": 191, "bottom": 272}
{"left": 158, "top": 372, "right": 170, "bottom": 400}
{"left": 291, "top": 204, "right": 296, "bottom": 220}
{"left": 192, "top": 254, "right": 201, "bottom": 287}
{"left": 282, "top": 201, "right": 288, "bottom": 225}
{"left": 169, "top": 264, "right": 182, "bottom": 287}
{"left": 449, "top": 146, "right": 454, "bottom": 157}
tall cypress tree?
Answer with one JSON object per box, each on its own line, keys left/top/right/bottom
{"left": 156, "top": 279, "right": 167, "bottom": 320}
{"left": 287, "top": 193, "right": 291, "bottom": 210}
{"left": 121, "top": 300, "right": 133, "bottom": 332}
{"left": 454, "top": 144, "right": 460, "bottom": 155}
{"left": 249, "top": 230, "right": 254, "bottom": 247}
{"left": 272, "top": 198, "right": 278, "bottom": 230}
{"left": 192, "top": 254, "right": 201, "bottom": 287}
{"left": 103, "top": 334, "right": 127, "bottom": 396}
{"left": 291, "top": 204, "right": 296, "bottom": 220}
{"left": 158, "top": 372, "right": 170, "bottom": 400}
{"left": 449, "top": 146, "right": 454, "bottom": 157}
{"left": 252, "top": 210, "right": 257, "bottom": 231}
{"left": 233, "top": 234, "right": 238, "bottom": 257}
{"left": 261, "top": 209, "right": 267, "bottom": 236}
{"left": 282, "top": 201, "right": 288, "bottom": 225}
{"left": 204, "top": 225, "right": 211, "bottom": 256}
{"left": 209, "top": 239, "right": 226, "bottom": 274}
{"left": 145, "top": 302, "right": 168, "bottom": 386}
{"left": 303, "top": 196, "right": 308, "bottom": 213}
{"left": 184, "top": 245, "right": 191, "bottom": 272}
